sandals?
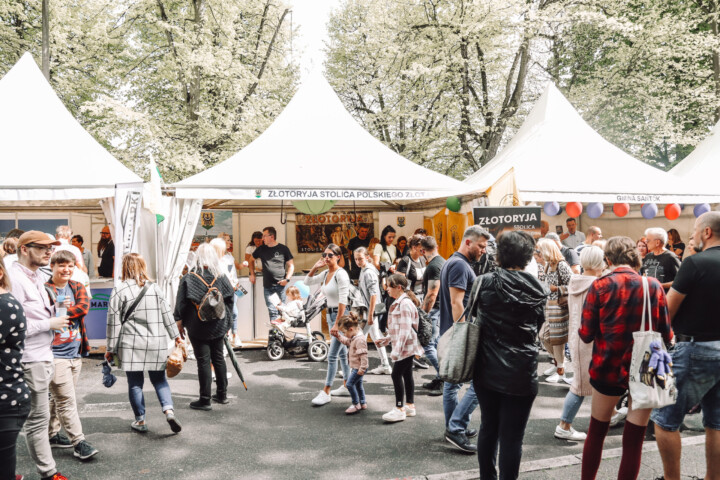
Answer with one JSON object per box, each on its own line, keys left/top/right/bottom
{"left": 131, "top": 420, "right": 148, "bottom": 433}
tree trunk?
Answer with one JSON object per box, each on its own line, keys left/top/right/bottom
{"left": 42, "top": 0, "right": 49, "bottom": 80}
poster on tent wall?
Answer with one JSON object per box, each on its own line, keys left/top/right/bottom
{"left": 113, "top": 183, "right": 144, "bottom": 281}
{"left": 295, "top": 211, "right": 374, "bottom": 254}
{"left": 192, "top": 210, "right": 232, "bottom": 247}
{"left": 473, "top": 206, "right": 541, "bottom": 239}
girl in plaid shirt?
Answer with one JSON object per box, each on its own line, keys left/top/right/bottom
{"left": 376, "top": 274, "right": 424, "bottom": 423}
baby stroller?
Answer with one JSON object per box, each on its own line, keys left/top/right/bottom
{"left": 266, "top": 289, "right": 328, "bottom": 362}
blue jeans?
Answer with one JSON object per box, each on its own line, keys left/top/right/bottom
{"left": 445, "top": 381, "right": 479, "bottom": 433}
{"left": 423, "top": 309, "right": 441, "bottom": 376}
{"left": 560, "top": 391, "right": 585, "bottom": 424}
{"left": 263, "top": 284, "right": 287, "bottom": 321}
{"left": 346, "top": 369, "right": 366, "bottom": 405}
{"left": 651, "top": 340, "right": 720, "bottom": 431}
{"left": 126, "top": 370, "right": 173, "bottom": 421}
{"left": 325, "top": 310, "right": 350, "bottom": 387}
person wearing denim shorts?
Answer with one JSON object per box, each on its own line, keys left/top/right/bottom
{"left": 653, "top": 212, "right": 720, "bottom": 480}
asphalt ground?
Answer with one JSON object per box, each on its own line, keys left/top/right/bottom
{"left": 15, "top": 348, "right": 708, "bottom": 480}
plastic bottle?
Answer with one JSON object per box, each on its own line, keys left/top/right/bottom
{"left": 56, "top": 294, "right": 67, "bottom": 317}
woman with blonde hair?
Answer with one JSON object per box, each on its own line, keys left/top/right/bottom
{"left": 105, "top": 253, "right": 183, "bottom": 433}
{"left": 553, "top": 246, "right": 605, "bottom": 441}
{"left": 537, "top": 238, "right": 573, "bottom": 384}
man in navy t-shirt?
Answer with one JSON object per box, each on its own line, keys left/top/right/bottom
{"left": 437, "top": 226, "right": 490, "bottom": 454}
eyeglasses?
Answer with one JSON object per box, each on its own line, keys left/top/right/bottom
{"left": 321, "top": 253, "right": 335, "bottom": 258}
{"left": 26, "top": 244, "right": 54, "bottom": 253}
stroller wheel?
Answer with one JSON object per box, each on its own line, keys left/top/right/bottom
{"left": 308, "top": 340, "right": 328, "bottom": 362}
{"left": 267, "top": 341, "right": 284, "bottom": 361}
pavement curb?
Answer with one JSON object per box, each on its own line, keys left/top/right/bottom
{"left": 387, "top": 434, "right": 706, "bottom": 480}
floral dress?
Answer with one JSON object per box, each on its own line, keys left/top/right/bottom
{"left": 539, "top": 260, "right": 572, "bottom": 345}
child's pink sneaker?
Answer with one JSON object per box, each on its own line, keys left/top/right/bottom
{"left": 360, "top": 403, "right": 368, "bottom": 410}
{"left": 345, "top": 404, "right": 361, "bottom": 414}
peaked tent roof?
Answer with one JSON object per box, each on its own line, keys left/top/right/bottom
{"left": 0, "top": 53, "right": 142, "bottom": 202}
{"left": 669, "top": 120, "right": 720, "bottom": 192}
{"left": 463, "top": 84, "right": 718, "bottom": 204}
{"left": 172, "top": 70, "right": 466, "bottom": 204}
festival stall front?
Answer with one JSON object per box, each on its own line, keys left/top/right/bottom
{"left": 170, "top": 70, "right": 468, "bottom": 341}
{"left": 460, "top": 84, "right": 720, "bottom": 239}
{"left": 0, "top": 53, "right": 147, "bottom": 346}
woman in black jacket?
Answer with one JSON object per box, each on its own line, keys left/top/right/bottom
{"left": 174, "top": 243, "right": 235, "bottom": 410}
{"left": 472, "top": 230, "right": 550, "bottom": 480}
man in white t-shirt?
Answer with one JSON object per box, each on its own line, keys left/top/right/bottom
{"left": 54, "top": 226, "right": 87, "bottom": 274}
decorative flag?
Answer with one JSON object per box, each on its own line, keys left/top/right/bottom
{"left": 486, "top": 167, "right": 522, "bottom": 206}
{"left": 144, "top": 158, "right": 166, "bottom": 224}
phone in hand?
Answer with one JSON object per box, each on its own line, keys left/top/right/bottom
{"left": 555, "top": 225, "right": 563, "bottom": 234}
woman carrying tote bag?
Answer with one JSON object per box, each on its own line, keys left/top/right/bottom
{"left": 578, "top": 236, "right": 672, "bottom": 480}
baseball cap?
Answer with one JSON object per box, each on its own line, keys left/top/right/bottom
{"left": 18, "top": 231, "right": 62, "bottom": 247}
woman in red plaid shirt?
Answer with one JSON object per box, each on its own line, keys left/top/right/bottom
{"left": 578, "top": 236, "right": 672, "bottom": 480}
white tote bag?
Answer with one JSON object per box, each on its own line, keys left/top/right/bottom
{"left": 628, "top": 276, "right": 677, "bottom": 410}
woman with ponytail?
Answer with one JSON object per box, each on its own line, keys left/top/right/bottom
{"left": 375, "top": 274, "right": 424, "bottom": 423}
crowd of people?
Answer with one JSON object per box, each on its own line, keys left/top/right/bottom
{"left": 2, "top": 211, "right": 720, "bottom": 480}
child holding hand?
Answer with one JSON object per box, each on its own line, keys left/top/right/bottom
{"left": 332, "top": 312, "right": 368, "bottom": 414}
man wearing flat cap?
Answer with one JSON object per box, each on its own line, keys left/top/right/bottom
{"left": 9, "top": 231, "right": 72, "bottom": 480}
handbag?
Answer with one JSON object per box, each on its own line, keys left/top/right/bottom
{"left": 628, "top": 276, "right": 677, "bottom": 409}
{"left": 437, "top": 277, "right": 483, "bottom": 384}
{"left": 166, "top": 341, "right": 188, "bottom": 378}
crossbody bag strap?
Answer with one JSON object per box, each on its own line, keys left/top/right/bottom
{"left": 640, "top": 276, "right": 653, "bottom": 332}
{"left": 457, "top": 275, "right": 483, "bottom": 324}
{"left": 122, "top": 283, "right": 150, "bottom": 326}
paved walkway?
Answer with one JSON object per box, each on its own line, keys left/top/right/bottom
{"left": 15, "top": 349, "right": 708, "bottom": 479}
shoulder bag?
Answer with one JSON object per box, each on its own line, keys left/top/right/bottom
{"left": 437, "top": 277, "right": 484, "bottom": 384}
{"left": 628, "top": 276, "right": 677, "bottom": 409}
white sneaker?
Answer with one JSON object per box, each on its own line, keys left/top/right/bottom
{"left": 403, "top": 405, "right": 416, "bottom": 417}
{"left": 382, "top": 408, "right": 406, "bottom": 423}
{"left": 546, "top": 372, "right": 566, "bottom": 383}
{"left": 369, "top": 365, "right": 392, "bottom": 375}
{"left": 330, "top": 386, "right": 351, "bottom": 397}
{"left": 187, "top": 352, "right": 196, "bottom": 361}
{"left": 610, "top": 407, "right": 628, "bottom": 427}
{"left": 562, "top": 374, "right": 573, "bottom": 385}
{"left": 311, "top": 391, "right": 332, "bottom": 406}
{"left": 226, "top": 372, "right": 232, "bottom": 379}
{"left": 543, "top": 365, "right": 557, "bottom": 376}
{"left": 554, "top": 425, "right": 587, "bottom": 441}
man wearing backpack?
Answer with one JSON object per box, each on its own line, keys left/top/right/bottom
{"left": 250, "top": 227, "right": 295, "bottom": 322}
{"left": 437, "top": 226, "right": 490, "bottom": 454}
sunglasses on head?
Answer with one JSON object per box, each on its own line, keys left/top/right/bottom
{"left": 321, "top": 253, "right": 335, "bottom": 258}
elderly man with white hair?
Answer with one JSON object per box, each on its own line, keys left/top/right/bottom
{"left": 640, "top": 227, "right": 681, "bottom": 291}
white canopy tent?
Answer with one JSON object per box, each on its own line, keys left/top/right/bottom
{"left": 0, "top": 53, "right": 142, "bottom": 202}
{"left": 462, "top": 84, "right": 719, "bottom": 204}
{"left": 171, "top": 70, "right": 466, "bottom": 207}
{"left": 669, "top": 120, "right": 720, "bottom": 194}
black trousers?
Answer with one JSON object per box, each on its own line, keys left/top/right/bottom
{"left": 391, "top": 356, "right": 415, "bottom": 407}
{"left": 0, "top": 406, "right": 29, "bottom": 480}
{"left": 189, "top": 335, "right": 227, "bottom": 402}
{"left": 473, "top": 383, "right": 536, "bottom": 480}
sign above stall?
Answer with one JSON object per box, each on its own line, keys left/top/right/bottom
{"left": 473, "top": 206, "right": 542, "bottom": 239}
{"left": 296, "top": 211, "right": 374, "bottom": 254}
{"left": 261, "top": 189, "right": 430, "bottom": 200}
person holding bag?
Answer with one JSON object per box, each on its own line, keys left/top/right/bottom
{"left": 174, "top": 244, "right": 235, "bottom": 410}
{"left": 472, "top": 231, "right": 549, "bottom": 480}
{"left": 578, "top": 236, "right": 672, "bottom": 480}
{"left": 537, "top": 238, "right": 572, "bottom": 384}
{"left": 105, "top": 253, "right": 183, "bottom": 434}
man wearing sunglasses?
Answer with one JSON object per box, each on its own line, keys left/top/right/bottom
{"left": 250, "top": 226, "right": 294, "bottom": 322}
{"left": 9, "top": 231, "right": 71, "bottom": 480}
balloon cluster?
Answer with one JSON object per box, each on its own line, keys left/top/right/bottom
{"left": 541, "top": 201, "right": 712, "bottom": 219}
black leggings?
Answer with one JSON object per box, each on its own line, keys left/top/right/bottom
{"left": 391, "top": 356, "right": 415, "bottom": 407}
{"left": 474, "top": 383, "right": 536, "bottom": 480}
{"left": 189, "top": 335, "right": 227, "bottom": 402}
{"left": 0, "top": 409, "right": 29, "bottom": 480}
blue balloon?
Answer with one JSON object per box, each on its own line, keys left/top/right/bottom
{"left": 543, "top": 201, "right": 560, "bottom": 216}
{"left": 694, "top": 203, "right": 711, "bottom": 218}
{"left": 293, "top": 281, "right": 311, "bottom": 299}
{"left": 587, "top": 202, "right": 604, "bottom": 219}
{"left": 641, "top": 203, "right": 658, "bottom": 220}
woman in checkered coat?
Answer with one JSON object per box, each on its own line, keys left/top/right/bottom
{"left": 105, "top": 253, "right": 183, "bottom": 434}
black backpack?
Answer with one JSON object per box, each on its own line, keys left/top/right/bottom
{"left": 191, "top": 272, "right": 226, "bottom": 322}
{"left": 413, "top": 307, "right": 433, "bottom": 347}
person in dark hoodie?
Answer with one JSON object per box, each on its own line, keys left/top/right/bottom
{"left": 174, "top": 243, "right": 235, "bottom": 410}
{"left": 472, "top": 230, "right": 550, "bottom": 480}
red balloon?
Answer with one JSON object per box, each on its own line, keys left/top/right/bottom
{"left": 664, "top": 203, "right": 681, "bottom": 221}
{"left": 613, "top": 203, "right": 630, "bottom": 217}
{"left": 565, "top": 202, "right": 583, "bottom": 218}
